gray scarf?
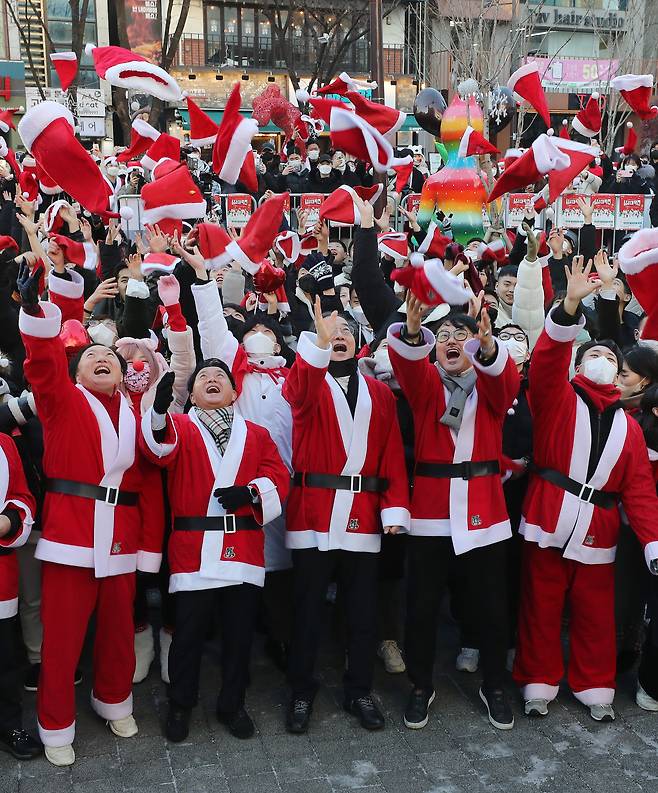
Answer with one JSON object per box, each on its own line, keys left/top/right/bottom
{"left": 438, "top": 366, "right": 476, "bottom": 431}
{"left": 195, "top": 406, "right": 234, "bottom": 455}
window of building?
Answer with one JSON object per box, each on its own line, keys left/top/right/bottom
{"left": 47, "top": 0, "right": 99, "bottom": 87}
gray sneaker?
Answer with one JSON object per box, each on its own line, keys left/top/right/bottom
{"left": 524, "top": 698, "right": 549, "bottom": 717}
{"left": 589, "top": 704, "right": 615, "bottom": 722}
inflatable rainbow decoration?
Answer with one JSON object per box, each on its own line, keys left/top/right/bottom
{"left": 417, "top": 95, "right": 486, "bottom": 246}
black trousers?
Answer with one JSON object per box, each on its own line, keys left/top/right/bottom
{"left": 638, "top": 572, "right": 658, "bottom": 700}
{"left": 288, "top": 548, "right": 378, "bottom": 701}
{"left": 0, "top": 617, "right": 22, "bottom": 731}
{"left": 262, "top": 569, "right": 294, "bottom": 644}
{"left": 169, "top": 583, "right": 261, "bottom": 714}
{"left": 405, "top": 536, "right": 509, "bottom": 691}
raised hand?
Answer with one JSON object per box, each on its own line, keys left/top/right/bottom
{"left": 17, "top": 261, "right": 44, "bottom": 315}
{"left": 593, "top": 248, "right": 617, "bottom": 288}
{"left": 153, "top": 371, "right": 175, "bottom": 414}
{"left": 351, "top": 193, "right": 374, "bottom": 228}
{"left": 84, "top": 277, "right": 119, "bottom": 313}
{"left": 468, "top": 290, "right": 484, "bottom": 320}
{"left": 522, "top": 221, "right": 538, "bottom": 262}
{"left": 157, "top": 274, "right": 180, "bottom": 307}
{"left": 16, "top": 212, "right": 38, "bottom": 236}
{"left": 476, "top": 306, "right": 496, "bottom": 359}
{"left": 405, "top": 291, "right": 424, "bottom": 338}
{"left": 576, "top": 196, "right": 593, "bottom": 225}
{"left": 564, "top": 255, "right": 600, "bottom": 315}
{"left": 145, "top": 224, "right": 168, "bottom": 253}
{"left": 313, "top": 295, "right": 338, "bottom": 349}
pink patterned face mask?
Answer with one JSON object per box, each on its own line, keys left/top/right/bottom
{"left": 124, "top": 362, "right": 151, "bottom": 393}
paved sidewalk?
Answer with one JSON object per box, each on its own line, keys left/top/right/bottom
{"left": 2, "top": 622, "right": 655, "bottom": 792}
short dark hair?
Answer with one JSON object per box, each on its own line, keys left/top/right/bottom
{"left": 68, "top": 343, "right": 127, "bottom": 381}
{"left": 574, "top": 339, "right": 624, "bottom": 373}
{"left": 483, "top": 287, "right": 499, "bottom": 301}
{"left": 497, "top": 265, "right": 518, "bottom": 281}
{"left": 623, "top": 344, "right": 658, "bottom": 384}
{"left": 223, "top": 303, "right": 247, "bottom": 320}
{"left": 435, "top": 312, "right": 478, "bottom": 335}
{"left": 496, "top": 323, "right": 529, "bottom": 344}
{"left": 187, "top": 358, "right": 236, "bottom": 394}
{"left": 465, "top": 237, "right": 484, "bottom": 247}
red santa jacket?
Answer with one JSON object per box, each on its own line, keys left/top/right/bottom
{"left": 522, "top": 309, "right": 658, "bottom": 567}
{"left": 387, "top": 323, "right": 519, "bottom": 554}
{"left": 20, "top": 301, "right": 163, "bottom": 577}
{"left": 0, "top": 434, "right": 35, "bottom": 618}
{"left": 282, "top": 332, "right": 410, "bottom": 553}
{"left": 140, "top": 408, "right": 289, "bottom": 592}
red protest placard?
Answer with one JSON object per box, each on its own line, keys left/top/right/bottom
{"left": 504, "top": 193, "right": 534, "bottom": 227}
{"left": 590, "top": 194, "right": 615, "bottom": 229}
{"left": 406, "top": 194, "right": 421, "bottom": 214}
{"left": 617, "top": 194, "right": 646, "bottom": 230}
{"left": 299, "top": 193, "right": 324, "bottom": 230}
{"left": 225, "top": 194, "right": 253, "bottom": 228}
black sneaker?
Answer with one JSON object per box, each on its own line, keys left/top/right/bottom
{"left": 217, "top": 707, "right": 254, "bottom": 739}
{"left": 0, "top": 729, "right": 42, "bottom": 760}
{"left": 479, "top": 686, "right": 514, "bottom": 730}
{"left": 404, "top": 688, "right": 435, "bottom": 729}
{"left": 344, "top": 695, "right": 385, "bottom": 730}
{"left": 286, "top": 698, "right": 313, "bottom": 734}
{"left": 24, "top": 664, "right": 40, "bottom": 692}
{"left": 165, "top": 704, "right": 191, "bottom": 743}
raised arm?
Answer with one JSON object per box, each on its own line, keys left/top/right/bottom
{"left": 512, "top": 223, "right": 545, "bottom": 350}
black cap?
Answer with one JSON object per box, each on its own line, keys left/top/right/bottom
{"left": 318, "top": 154, "right": 332, "bottom": 164}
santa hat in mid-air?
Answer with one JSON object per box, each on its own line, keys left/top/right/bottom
{"left": 186, "top": 96, "right": 219, "bottom": 147}
{"left": 487, "top": 134, "right": 571, "bottom": 203}
{"left": 140, "top": 164, "right": 206, "bottom": 226}
{"left": 378, "top": 232, "right": 409, "bottom": 261}
{"left": 141, "top": 252, "right": 181, "bottom": 276}
{"left": 618, "top": 229, "right": 658, "bottom": 339}
{"left": 212, "top": 83, "right": 258, "bottom": 193}
{"left": 391, "top": 253, "right": 471, "bottom": 307}
{"left": 42, "top": 199, "right": 71, "bottom": 234}
{"left": 343, "top": 91, "right": 405, "bottom": 138}
{"left": 546, "top": 138, "right": 599, "bottom": 203}
{"left": 417, "top": 222, "right": 452, "bottom": 260}
{"left": 141, "top": 132, "right": 180, "bottom": 171}
{"left": 503, "top": 148, "right": 524, "bottom": 171}
{"left": 17, "top": 101, "right": 119, "bottom": 218}
{"left": 507, "top": 62, "right": 551, "bottom": 128}
{"left": 477, "top": 239, "right": 508, "bottom": 264}
{"left": 50, "top": 52, "right": 78, "bottom": 92}
{"left": 192, "top": 223, "right": 233, "bottom": 270}
{"left": 151, "top": 157, "right": 180, "bottom": 181}
{"left": 36, "top": 160, "right": 61, "bottom": 195}
{"left": 49, "top": 233, "right": 97, "bottom": 269}
{"left": 330, "top": 107, "right": 412, "bottom": 174}
{"left": 274, "top": 230, "right": 301, "bottom": 264}
{"left": 220, "top": 192, "right": 289, "bottom": 275}
{"left": 319, "top": 184, "right": 383, "bottom": 226}
{"left": 458, "top": 126, "right": 499, "bottom": 159}
{"left": 611, "top": 74, "right": 658, "bottom": 121}
{"left": 616, "top": 122, "right": 638, "bottom": 156}
{"left": 572, "top": 93, "right": 601, "bottom": 138}
{"left": 0, "top": 109, "right": 18, "bottom": 134}
{"left": 298, "top": 72, "right": 377, "bottom": 101}
{"left": 85, "top": 43, "right": 183, "bottom": 102}
{"left": 117, "top": 118, "right": 160, "bottom": 163}
{"left": 18, "top": 157, "right": 39, "bottom": 203}
{"left": 559, "top": 119, "right": 571, "bottom": 140}
{"left": 392, "top": 160, "right": 413, "bottom": 193}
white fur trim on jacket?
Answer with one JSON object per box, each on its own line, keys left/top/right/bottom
{"left": 142, "top": 408, "right": 178, "bottom": 458}
{"left": 18, "top": 101, "right": 75, "bottom": 152}
{"left": 48, "top": 269, "right": 84, "bottom": 300}
{"left": 0, "top": 597, "right": 18, "bottom": 619}
{"left": 19, "top": 301, "right": 62, "bottom": 339}
{"left": 381, "top": 507, "right": 410, "bottom": 532}
{"left": 297, "top": 331, "right": 332, "bottom": 369}
{"left": 618, "top": 228, "right": 658, "bottom": 275}
{"left": 137, "top": 550, "right": 162, "bottom": 572}
{"left": 464, "top": 338, "right": 509, "bottom": 377}
{"left": 544, "top": 308, "right": 586, "bottom": 343}
{"left": 386, "top": 323, "right": 435, "bottom": 361}
{"left": 249, "top": 476, "right": 282, "bottom": 526}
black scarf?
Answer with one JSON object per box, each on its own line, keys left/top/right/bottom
{"left": 328, "top": 358, "right": 359, "bottom": 416}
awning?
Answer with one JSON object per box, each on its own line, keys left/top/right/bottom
{"left": 179, "top": 109, "right": 281, "bottom": 134}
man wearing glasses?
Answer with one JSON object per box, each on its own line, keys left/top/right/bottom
{"left": 387, "top": 296, "right": 519, "bottom": 731}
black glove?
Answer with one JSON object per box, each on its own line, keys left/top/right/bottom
{"left": 17, "top": 262, "right": 44, "bottom": 316}
{"left": 153, "top": 371, "right": 175, "bottom": 414}
{"left": 214, "top": 485, "right": 253, "bottom": 513}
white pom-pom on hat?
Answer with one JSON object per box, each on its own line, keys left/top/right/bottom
{"left": 547, "top": 127, "right": 554, "bottom": 136}
{"left": 627, "top": 121, "right": 633, "bottom": 128}
{"left": 409, "top": 252, "right": 425, "bottom": 268}
{"left": 561, "top": 119, "right": 568, "bottom": 126}
{"left": 591, "top": 92, "right": 600, "bottom": 100}
{"left": 85, "top": 43, "right": 96, "bottom": 55}
{"left": 119, "top": 205, "right": 134, "bottom": 221}
{"left": 458, "top": 78, "right": 479, "bottom": 96}
{"left": 296, "top": 89, "right": 310, "bottom": 103}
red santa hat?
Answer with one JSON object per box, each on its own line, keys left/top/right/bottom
{"left": 392, "top": 160, "right": 413, "bottom": 194}
{"left": 220, "top": 192, "right": 289, "bottom": 275}
{"left": 126, "top": 160, "right": 144, "bottom": 174}
{"left": 192, "top": 223, "right": 232, "bottom": 270}
{"left": 343, "top": 91, "right": 405, "bottom": 137}
{"left": 85, "top": 43, "right": 183, "bottom": 102}
{"left": 50, "top": 51, "right": 78, "bottom": 92}
{"left": 36, "top": 160, "right": 61, "bottom": 195}
{"left": 18, "top": 157, "right": 39, "bottom": 203}
{"left": 306, "top": 96, "right": 352, "bottom": 127}
{"left": 572, "top": 93, "right": 601, "bottom": 138}
{"left": 18, "top": 102, "right": 115, "bottom": 218}
{"left": 487, "top": 134, "right": 570, "bottom": 203}
{"left": 417, "top": 221, "right": 452, "bottom": 259}
{"left": 507, "top": 62, "right": 551, "bottom": 128}
{"left": 0, "top": 236, "right": 18, "bottom": 254}
{"left": 141, "top": 133, "right": 180, "bottom": 171}
{"left": 458, "top": 126, "right": 499, "bottom": 159}
{"left": 0, "top": 109, "right": 17, "bottom": 133}
{"left": 559, "top": 119, "right": 570, "bottom": 140}
{"left": 319, "top": 184, "right": 383, "bottom": 226}
{"left": 117, "top": 118, "right": 160, "bottom": 163}
{"left": 611, "top": 74, "right": 658, "bottom": 121}
{"left": 274, "top": 230, "right": 301, "bottom": 264}
{"left": 477, "top": 239, "right": 508, "bottom": 264}
{"left": 212, "top": 83, "right": 258, "bottom": 192}
{"left": 141, "top": 252, "right": 180, "bottom": 276}
{"left": 151, "top": 157, "right": 180, "bottom": 181}
{"left": 618, "top": 229, "right": 658, "bottom": 339}
{"left": 546, "top": 138, "right": 599, "bottom": 203}
{"left": 377, "top": 232, "right": 408, "bottom": 261}
{"left": 43, "top": 199, "right": 71, "bottom": 234}
{"left": 298, "top": 72, "right": 377, "bottom": 101}
{"left": 49, "top": 233, "right": 96, "bottom": 269}
{"left": 140, "top": 164, "right": 206, "bottom": 226}
{"left": 186, "top": 96, "right": 219, "bottom": 147}
{"left": 330, "top": 107, "right": 412, "bottom": 174}
{"left": 616, "top": 122, "right": 638, "bottom": 156}
{"left": 503, "top": 148, "right": 524, "bottom": 170}
{"left": 391, "top": 253, "right": 471, "bottom": 307}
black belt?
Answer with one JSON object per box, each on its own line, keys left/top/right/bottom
{"left": 534, "top": 467, "right": 619, "bottom": 510}
{"left": 292, "top": 472, "right": 388, "bottom": 494}
{"left": 44, "top": 478, "right": 138, "bottom": 507}
{"left": 415, "top": 460, "right": 500, "bottom": 480}
{"left": 173, "top": 515, "right": 260, "bottom": 534}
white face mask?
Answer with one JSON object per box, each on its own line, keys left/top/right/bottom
{"left": 88, "top": 322, "right": 117, "bottom": 347}
{"left": 318, "top": 164, "right": 332, "bottom": 176}
{"left": 243, "top": 331, "right": 276, "bottom": 356}
{"left": 106, "top": 166, "right": 119, "bottom": 177}
{"left": 372, "top": 347, "right": 391, "bottom": 371}
{"left": 502, "top": 338, "right": 528, "bottom": 365}
{"left": 350, "top": 306, "right": 368, "bottom": 325}
{"left": 308, "top": 150, "right": 319, "bottom": 161}
{"left": 581, "top": 356, "right": 618, "bottom": 385}
{"left": 288, "top": 159, "right": 301, "bottom": 171}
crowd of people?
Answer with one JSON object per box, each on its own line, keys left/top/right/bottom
{"left": 4, "top": 106, "right": 658, "bottom": 775}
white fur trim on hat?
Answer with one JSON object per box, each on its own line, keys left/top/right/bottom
{"left": 572, "top": 116, "right": 598, "bottom": 138}
{"left": 51, "top": 51, "right": 76, "bottom": 62}
{"left": 508, "top": 62, "right": 540, "bottom": 94}
{"left": 458, "top": 126, "right": 474, "bottom": 159}
{"left": 531, "top": 134, "right": 570, "bottom": 174}
{"left": 554, "top": 138, "right": 600, "bottom": 158}
{"left": 140, "top": 198, "right": 207, "bottom": 225}
{"left": 132, "top": 118, "right": 160, "bottom": 141}
{"left": 424, "top": 258, "right": 472, "bottom": 305}
{"left": 47, "top": 268, "right": 84, "bottom": 300}
{"left": 330, "top": 107, "right": 411, "bottom": 175}
{"left": 611, "top": 74, "right": 654, "bottom": 92}
{"left": 103, "top": 61, "right": 183, "bottom": 103}
{"left": 618, "top": 228, "right": 658, "bottom": 275}
{"left": 43, "top": 199, "right": 70, "bottom": 233}
{"left": 18, "top": 101, "right": 75, "bottom": 152}
{"left": 189, "top": 132, "right": 217, "bottom": 148}
{"left": 216, "top": 117, "right": 258, "bottom": 185}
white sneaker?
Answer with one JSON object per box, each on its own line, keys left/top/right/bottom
{"left": 160, "top": 627, "right": 172, "bottom": 684}
{"left": 524, "top": 698, "right": 549, "bottom": 717}
{"left": 636, "top": 684, "right": 658, "bottom": 711}
{"left": 133, "top": 626, "right": 155, "bottom": 683}
{"left": 45, "top": 744, "right": 75, "bottom": 766}
{"left": 456, "top": 647, "right": 479, "bottom": 673}
{"left": 108, "top": 714, "right": 138, "bottom": 738}
{"left": 377, "top": 640, "right": 406, "bottom": 674}
{"left": 589, "top": 704, "right": 615, "bottom": 722}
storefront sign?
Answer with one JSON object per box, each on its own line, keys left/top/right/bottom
{"left": 526, "top": 56, "right": 619, "bottom": 92}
